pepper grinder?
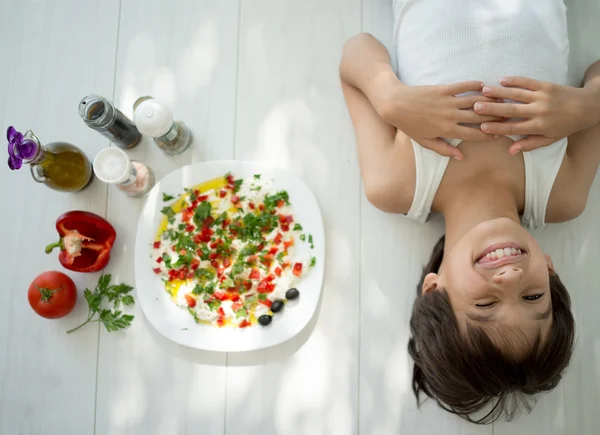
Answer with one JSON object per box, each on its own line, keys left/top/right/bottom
{"left": 79, "top": 95, "right": 142, "bottom": 149}
{"left": 133, "top": 96, "right": 193, "bottom": 156}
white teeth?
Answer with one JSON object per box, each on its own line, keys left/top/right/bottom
{"left": 483, "top": 247, "right": 523, "bottom": 261}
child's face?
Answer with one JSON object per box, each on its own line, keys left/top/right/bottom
{"left": 423, "top": 218, "right": 553, "bottom": 354}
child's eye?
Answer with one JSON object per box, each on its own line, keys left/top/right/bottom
{"left": 475, "top": 301, "right": 496, "bottom": 308}
{"left": 523, "top": 293, "right": 544, "bottom": 301}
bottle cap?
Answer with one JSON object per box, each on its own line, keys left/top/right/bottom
{"left": 93, "top": 148, "right": 132, "bottom": 185}
{"left": 133, "top": 98, "right": 174, "bottom": 137}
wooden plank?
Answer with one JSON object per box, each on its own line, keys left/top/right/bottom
{"left": 224, "top": 0, "right": 362, "bottom": 433}
{"left": 359, "top": 1, "right": 492, "bottom": 434}
{"left": 0, "top": 0, "right": 119, "bottom": 434}
{"left": 94, "top": 1, "right": 240, "bottom": 434}
{"left": 494, "top": 0, "right": 600, "bottom": 433}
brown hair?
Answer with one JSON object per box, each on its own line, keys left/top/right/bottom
{"left": 408, "top": 235, "right": 575, "bottom": 424}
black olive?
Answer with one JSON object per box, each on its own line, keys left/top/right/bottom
{"left": 286, "top": 288, "right": 300, "bottom": 300}
{"left": 271, "top": 300, "right": 285, "bottom": 313}
{"left": 258, "top": 314, "right": 272, "bottom": 326}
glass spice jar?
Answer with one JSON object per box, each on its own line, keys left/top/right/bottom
{"left": 7, "top": 126, "right": 93, "bottom": 192}
{"left": 79, "top": 95, "right": 142, "bottom": 149}
{"left": 133, "top": 96, "right": 192, "bottom": 156}
{"left": 92, "top": 147, "right": 154, "bottom": 198}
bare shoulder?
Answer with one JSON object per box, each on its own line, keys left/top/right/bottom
{"left": 363, "top": 130, "right": 416, "bottom": 214}
{"left": 545, "top": 155, "right": 590, "bottom": 223}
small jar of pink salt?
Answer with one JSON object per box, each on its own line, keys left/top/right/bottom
{"left": 93, "top": 147, "right": 155, "bottom": 198}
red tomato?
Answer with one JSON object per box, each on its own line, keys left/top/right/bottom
{"left": 211, "top": 260, "right": 220, "bottom": 269}
{"left": 259, "top": 299, "right": 272, "bottom": 308}
{"left": 218, "top": 307, "right": 226, "bottom": 316}
{"left": 231, "top": 195, "right": 240, "bottom": 204}
{"left": 156, "top": 257, "right": 163, "bottom": 264}
{"left": 275, "top": 267, "right": 282, "bottom": 277}
{"left": 185, "top": 294, "right": 196, "bottom": 308}
{"left": 186, "top": 224, "right": 195, "bottom": 233}
{"left": 223, "top": 258, "right": 232, "bottom": 268}
{"left": 226, "top": 174, "right": 235, "bottom": 184}
{"left": 178, "top": 269, "right": 188, "bottom": 280}
{"left": 243, "top": 281, "right": 252, "bottom": 290}
{"left": 232, "top": 301, "right": 244, "bottom": 311}
{"left": 286, "top": 215, "right": 294, "bottom": 224}
{"left": 273, "top": 233, "right": 283, "bottom": 245}
{"left": 277, "top": 200, "right": 285, "bottom": 208}
{"left": 198, "top": 194, "right": 208, "bottom": 202}
{"left": 269, "top": 246, "right": 279, "bottom": 255}
{"left": 191, "top": 259, "right": 200, "bottom": 271}
{"left": 153, "top": 267, "right": 162, "bottom": 274}
{"left": 222, "top": 219, "right": 231, "bottom": 229}
{"left": 153, "top": 241, "right": 161, "bottom": 249}
{"left": 249, "top": 269, "right": 261, "bottom": 280}
{"left": 219, "top": 190, "right": 227, "bottom": 198}
{"left": 182, "top": 209, "right": 193, "bottom": 222}
{"left": 293, "top": 263, "right": 303, "bottom": 277}
{"left": 28, "top": 271, "right": 77, "bottom": 319}
{"left": 248, "top": 202, "right": 255, "bottom": 210}
{"left": 239, "top": 319, "right": 251, "bottom": 328}
{"left": 284, "top": 240, "right": 294, "bottom": 250}
{"left": 279, "top": 214, "right": 287, "bottom": 224}
{"left": 266, "top": 274, "right": 275, "bottom": 282}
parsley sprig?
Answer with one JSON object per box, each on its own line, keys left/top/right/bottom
{"left": 66, "top": 274, "right": 135, "bottom": 334}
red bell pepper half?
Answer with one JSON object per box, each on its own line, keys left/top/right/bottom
{"left": 45, "top": 211, "right": 117, "bottom": 273}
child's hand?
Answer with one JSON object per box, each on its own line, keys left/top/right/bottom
{"left": 474, "top": 77, "right": 600, "bottom": 154}
{"left": 377, "top": 81, "right": 499, "bottom": 160}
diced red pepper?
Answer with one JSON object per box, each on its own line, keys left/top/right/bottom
{"left": 284, "top": 240, "right": 294, "bottom": 250}
{"left": 156, "top": 257, "right": 163, "bottom": 264}
{"left": 196, "top": 248, "right": 204, "bottom": 257}
{"left": 210, "top": 241, "right": 218, "bottom": 249}
{"left": 193, "top": 234, "right": 203, "bottom": 244}
{"left": 211, "top": 260, "right": 219, "bottom": 269}
{"left": 178, "top": 270, "right": 188, "bottom": 280}
{"left": 185, "top": 294, "right": 196, "bottom": 308}
{"left": 293, "top": 262, "right": 303, "bottom": 277}
{"left": 229, "top": 293, "right": 240, "bottom": 302}
{"left": 277, "top": 200, "right": 285, "bottom": 208}
{"left": 219, "top": 190, "right": 227, "bottom": 198}
{"left": 243, "top": 281, "right": 252, "bottom": 290}
{"left": 259, "top": 204, "right": 265, "bottom": 211}
{"left": 186, "top": 224, "right": 195, "bottom": 233}
{"left": 200, "top": 233, "right": 211, "bottom": 243}
{"left": 275, "top": 267, "right": 282, "bottom": 277}
{"left": 257, "top": 243, "right": 265, "bottom": 251}
{"left": 191, "top": 259, "right": 200, "bottom": 271}
{"left": 153, "top": 241, "right": 161, "bottom": 249}
{"left": 223, "top": 258, "right": 231, "bottom": 268}
{"left": 286, "top": 215, "right": 294, "bottom": 224}
{"left": 226, "top": 173, "right": 235, "bottom": 185}
{"left": 259, "top": 299, "right": 272, "bottom": 308}
{"left": 192, "top": 200, "right": 199, "bottom": 208}
{"left": 217, "top": 318, "right": 225, "bottom": 327}
{"left": 249, "top": 269, "right": 260, "bottom": 280}
{"left": 231, "top": 195, "right": 240, "bottom": 204}
{"left": 222, "top": 219, "right": 231, "bottom": 229}
{"left": 273, "top": 233, "right": 283, "bottom": 245}
{"left": 257, "top": 281, "right": 269, "bottom": 293}
{"left": 209, "top": 252, "right": 218, "bottom": 260}
{"left": 239, "top": 319, "right": 251, "bottom": 328}
{"left": 279, "top": 215, "right": 287, "bottom": 224}
{"left": 269, "top": 246, "right": 278, "bottom": 255}
{"left": 217, "top": 267, "right": 225, "bottom": 277}
{"left": 202, "top": 216, "right": 215, "bottom": 229}
{"left": 218, "top": 307, "right": 226, "bottom": 316}
{"left": 153, "top": 267, "right": 161, "bottom": 274}
{"left": 282, "top": 262, "right": 290, "bottom": 269}
{"left": 214, "top": 292, "right": 227, "bottom": 301}
{"left": 267, "top": 283, "right": 275, "bottom": 292}
{"left": 249, "top": 202, "right": 255, "bottom": 210}
{"left": 198, "top": 194, "right": 208, "bottom": 202}
{"left": 194, "top": 190, "right": 201, "bottom": 197}
{"left": 281, "top": 224, "right": 290, "bottom": 232}
{"left": 182, "top": 209, "right": 193, "bottom": 223}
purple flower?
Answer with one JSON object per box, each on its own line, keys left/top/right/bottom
{"left": 7, "top": 126, "right": 38, "bottom": 170}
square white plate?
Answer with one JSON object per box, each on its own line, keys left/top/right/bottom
{"left": 135, "top": 161, "right": 325, "bottom": 352}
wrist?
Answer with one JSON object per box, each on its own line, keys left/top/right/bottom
{"left": 581, "top": 79, "right": 600, "bottom": 127}
{"left": 368, "top": 67, "right": 406, "bottom": 121}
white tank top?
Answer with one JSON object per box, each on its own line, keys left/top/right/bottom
{"left": 393, "top": 0, "right": 570, "bottom": 229}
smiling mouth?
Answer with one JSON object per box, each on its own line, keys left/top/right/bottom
{"left": 476, "top": 243, "right": 527, "bottom": 268}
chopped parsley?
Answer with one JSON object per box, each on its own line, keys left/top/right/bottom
{"left": 160, "top": 206, "right": 176, "bottom": 224}
{"left": 162, "top": 193, "right": 175, "bottom": 202}
{"left": 161, "top": 253, "right": 172, "bottom": 267}
{"left": 264, "top": 191, "right": 290, "bottom": 210}
{"left": 234, "top": 179, "right": 244, "bottom": 192}
{"left": 310, "top": 256, "right": 316, "bottom": 267}
{"left": 308, "top": 234, "right": 314, "bottom": 249}
{"left": 293, "top": 223, "right": 303, "bottom": 231}
{"left": 276, "top": 252, "right": 285, "bottom": 263}
{"left": 258, "top": 293, "right": 267, "bottom": 301}
{"left": 300, "top": 234, "right": 306, "bottom": 241}
{"left": 254, "top": 174, "right": 261, "bottom": 180}
{"left": 193, "top": 201, "right": 212, "bottom": 227}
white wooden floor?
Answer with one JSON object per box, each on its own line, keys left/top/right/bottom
{"left": 1, "top": 0, "right": 599, "bottom": 434}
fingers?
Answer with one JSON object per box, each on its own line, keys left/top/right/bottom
{"left": 500, "top": 76, "right": 546, "bottom": 91}
{"left": 508, "top": 136, "right": 558, "bottom": 154}
{"left": 473, "top": 101, "right": 533, "bottom": 118}
{"left": 453, "top": 95, "right": 498, "bottom": 109}
{"left": 445, "top": 81, "right": 484, "bottom": 95}
{"left": 454, "top": 126, "right": 496, "bottom": 141}
{"left": 482, "top": 85, "right": 535, "bottom": 103}
{"left": 456, "top": 110, "right": 505, "bottom": 123}
{"left": 419, "top": 138, "right": 463, "bottom": 160}
{"left": 481, "top": 120, "right": 538, "bottom": 136}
